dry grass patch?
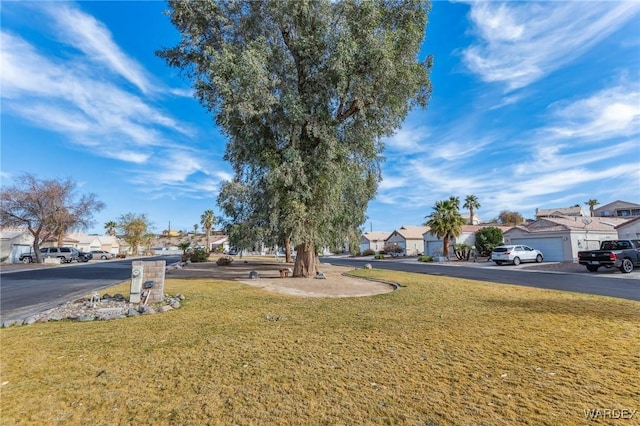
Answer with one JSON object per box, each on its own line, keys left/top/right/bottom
{"left": 1, "top": 270, "right": 638, "bottom": 425}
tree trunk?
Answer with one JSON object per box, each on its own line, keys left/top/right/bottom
{"left": 285, "top": 238, "right": 292, "bottom": 263}
{"left": 443, "top": 236, "right": 450, "bottom": 259}
{"left": 293, "top": 242, "right": 318, "bottom": 277}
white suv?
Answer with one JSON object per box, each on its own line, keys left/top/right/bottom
{"left": 491, "top": 245, "right": 543, "bottom": 266}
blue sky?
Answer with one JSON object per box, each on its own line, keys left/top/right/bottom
{"left": 2, "top": 1, "right": 639, "bottom": 236}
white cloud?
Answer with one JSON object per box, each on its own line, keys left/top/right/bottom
{"left": 0, "top": 30, "right": 194, "bottom": 158}
{"left": 43, "top": 3, "right": 153, "bottom": 94}
{"left": 460, "top": 1, "right": 640, "bottom": 90}
{"left": 545, "top": 85, "right": 640, "bottom": 140}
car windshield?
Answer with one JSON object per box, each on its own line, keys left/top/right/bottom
{"left": 493, "top": 247, "right": 509, "bottom": 253}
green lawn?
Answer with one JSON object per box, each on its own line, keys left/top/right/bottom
{"left": 1, "top": 269, "right": 638, "bottom": 425}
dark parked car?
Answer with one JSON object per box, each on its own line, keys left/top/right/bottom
{"left": 77, "top": 251, "right": 93, "bottom": 262}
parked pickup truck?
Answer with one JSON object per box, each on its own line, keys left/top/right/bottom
{"left": 577, "top": 240, "right": 640, "bottom": 273}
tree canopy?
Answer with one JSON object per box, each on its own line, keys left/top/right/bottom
{"left": 159, "top": 0, "right": 432, "bottom": 276}
{"left": 498, "top": 210, "right": 525, "bottom": 226}
{"left": 117, "top": 213, "right": 152, "bottom": 256}
{"left": 0, "top": 173, "right": 104, "bottom": 262}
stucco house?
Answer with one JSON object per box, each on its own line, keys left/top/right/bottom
{"left": 96, "top": 235, "right": 122, "bottom": 254}
{"left": 422, "top": 224, "right": 511, "bottom": 257}
{"left": 67, "top": 232, "right": 103, "bottom": 252}
{"left": 0, "top": 228, "right": 34, "bottom": 263}
{"left": 386, "top": 226, "right": 429, "bottom": 256}
{"left": 616, "top": 216, "right": 640, "bottom": 240}
{"left": 360, "top": 231, "right": 391, "bottom": 253}
{"left": 593, "top": 200, "right": 640, "bottom": 218}
{"left": 503, "top": 216, "right": 629, "bottom": 262}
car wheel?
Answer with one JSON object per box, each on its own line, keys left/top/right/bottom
{"left": 535, "top": 254, "right": 543, "bottom": 263}
{"left": 58, "top": 257, "right": 65, "bottom": 264}
{"left": 586, "top": 265, "right": 599, "bottom": 272}
{"left": 101, "top": 255, "right": 107, "bottom": 260}
{"left": 619, "top": 258, "right": 634, "bottom": 274}
{"left": 22, "top": 257, "right": 31, "bottom": 264}
{"left": 513, "top": 257, "right": 521, "bottom": 266}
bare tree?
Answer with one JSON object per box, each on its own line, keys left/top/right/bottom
{"left": 0, "top": 173, "right": 104, "bottom": 262}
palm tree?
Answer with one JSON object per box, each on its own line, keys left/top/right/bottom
{"left": 178, "top": 242, "right": 191, "bottom": 261}
{"left": 424, "top": 198, "right": 466, "bottom": 259}
{"left": 200, "top": 209, "right": 216, "bottom": 252}
{"left": 104, "top": 221, "right": 117, "bottom": 236}
{"left": 585, "top": 199, "right": 599, "bottom": 217}
{"left": 463, "top": 195, "right": 481, "bottom": 225}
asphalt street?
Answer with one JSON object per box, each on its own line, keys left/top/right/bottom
{"left": 1, "top": 255, "right": 638, "bottom": 323}
{"left": 0, "top": 255, "right": 181, "bottom": 322}
{"left": 323, "top": 257, "right": 640, "bottom": 302}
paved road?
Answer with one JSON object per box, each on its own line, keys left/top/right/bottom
{"left": 2, "top": 255, "right": 638, "bottom": 323}
{"left": 0, "top": 256, "right": 181, "bottom": 322}
{"left": 322, "top": 257, "right": 640, "bottom": 302}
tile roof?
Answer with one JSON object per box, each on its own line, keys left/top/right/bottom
{"left": 536, "top": 206, "right": 586, "bottom": 217}
{"left": 361, "top": 231, "right": 391, "bottom": 242}
{"left": 512, "top": 216, "right": 629, "bottom": 233}
{"left": 391, "top": 226, "right": 430, "bottom": 240}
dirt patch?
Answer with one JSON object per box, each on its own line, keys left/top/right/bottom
{"left": 166, "top": 258, "right": 395, "bottom": 297}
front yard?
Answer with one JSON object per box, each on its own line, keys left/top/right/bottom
{"left": 1, "top": 269, "right": 638, "bottom": 425}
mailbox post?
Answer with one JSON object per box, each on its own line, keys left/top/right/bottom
{"left": 130, "top": 265, "right": 144, "bottom": 303}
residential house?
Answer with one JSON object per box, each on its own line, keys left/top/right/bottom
{"left": 211, "top": 235, "right": 229, "bottom": 252}
{"left": 593, "top": 200, "right": 640, "bottom": 218}
{"left": 423, "top": 224, "right": 511, "bottom": 257}
{"left": 536, "top": 205, "right": 587, "bottom": 218}
{"left": 616, "top": 216, "right": 640, "bottom": 240}
{"left": 0, "top": 228, "right": 34, "bottom": 263}
{"left": 386, "top": 226, "right": 429, "bottom": 256}
{"left": 360, "top": 231, "right": 391, "bottom": 253}
{"left": 67, "top": 232, "right": 103, "bottom": 252}
{"left": 96, "top": 235, "right": 122, "bottom": 255}
{"left": 503, "top": 216, "right": 629, "bottom": 262}
{"left": 460, "top": 211, "right": 482, "bottom": 225}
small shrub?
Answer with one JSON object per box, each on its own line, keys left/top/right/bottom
{"left": 216, "top": 256, "right": 233, "bottom": 266}
{"left": 189, "top": 247, "right": 210, "bottom": 263}
{"left": 383, "top": 243, "right": 404, "bottom": 257}
{"left": 362, "top": 249, "right": 375, "bottom": 256}
{"left": 454, "top": 243, "right": 472, "bottom": 260}
{"left": 374, "top": 254, "right": 385, "bottom": 260}
{"left": 417, "top": 255, "right": 433, "bottom": 262}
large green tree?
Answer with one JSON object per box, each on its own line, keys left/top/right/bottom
{"left": 424, "top": 197, "right": 466, "bottom": 259}
{"left": 159, "top": 0, "right": 432, "bottom": 277}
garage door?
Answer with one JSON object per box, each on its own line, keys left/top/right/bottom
{"left": 510, "top": 238, "right": 564, "bottom": 262}
{"left": 426, "top": 241, "right": 443, "bottom": 257}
